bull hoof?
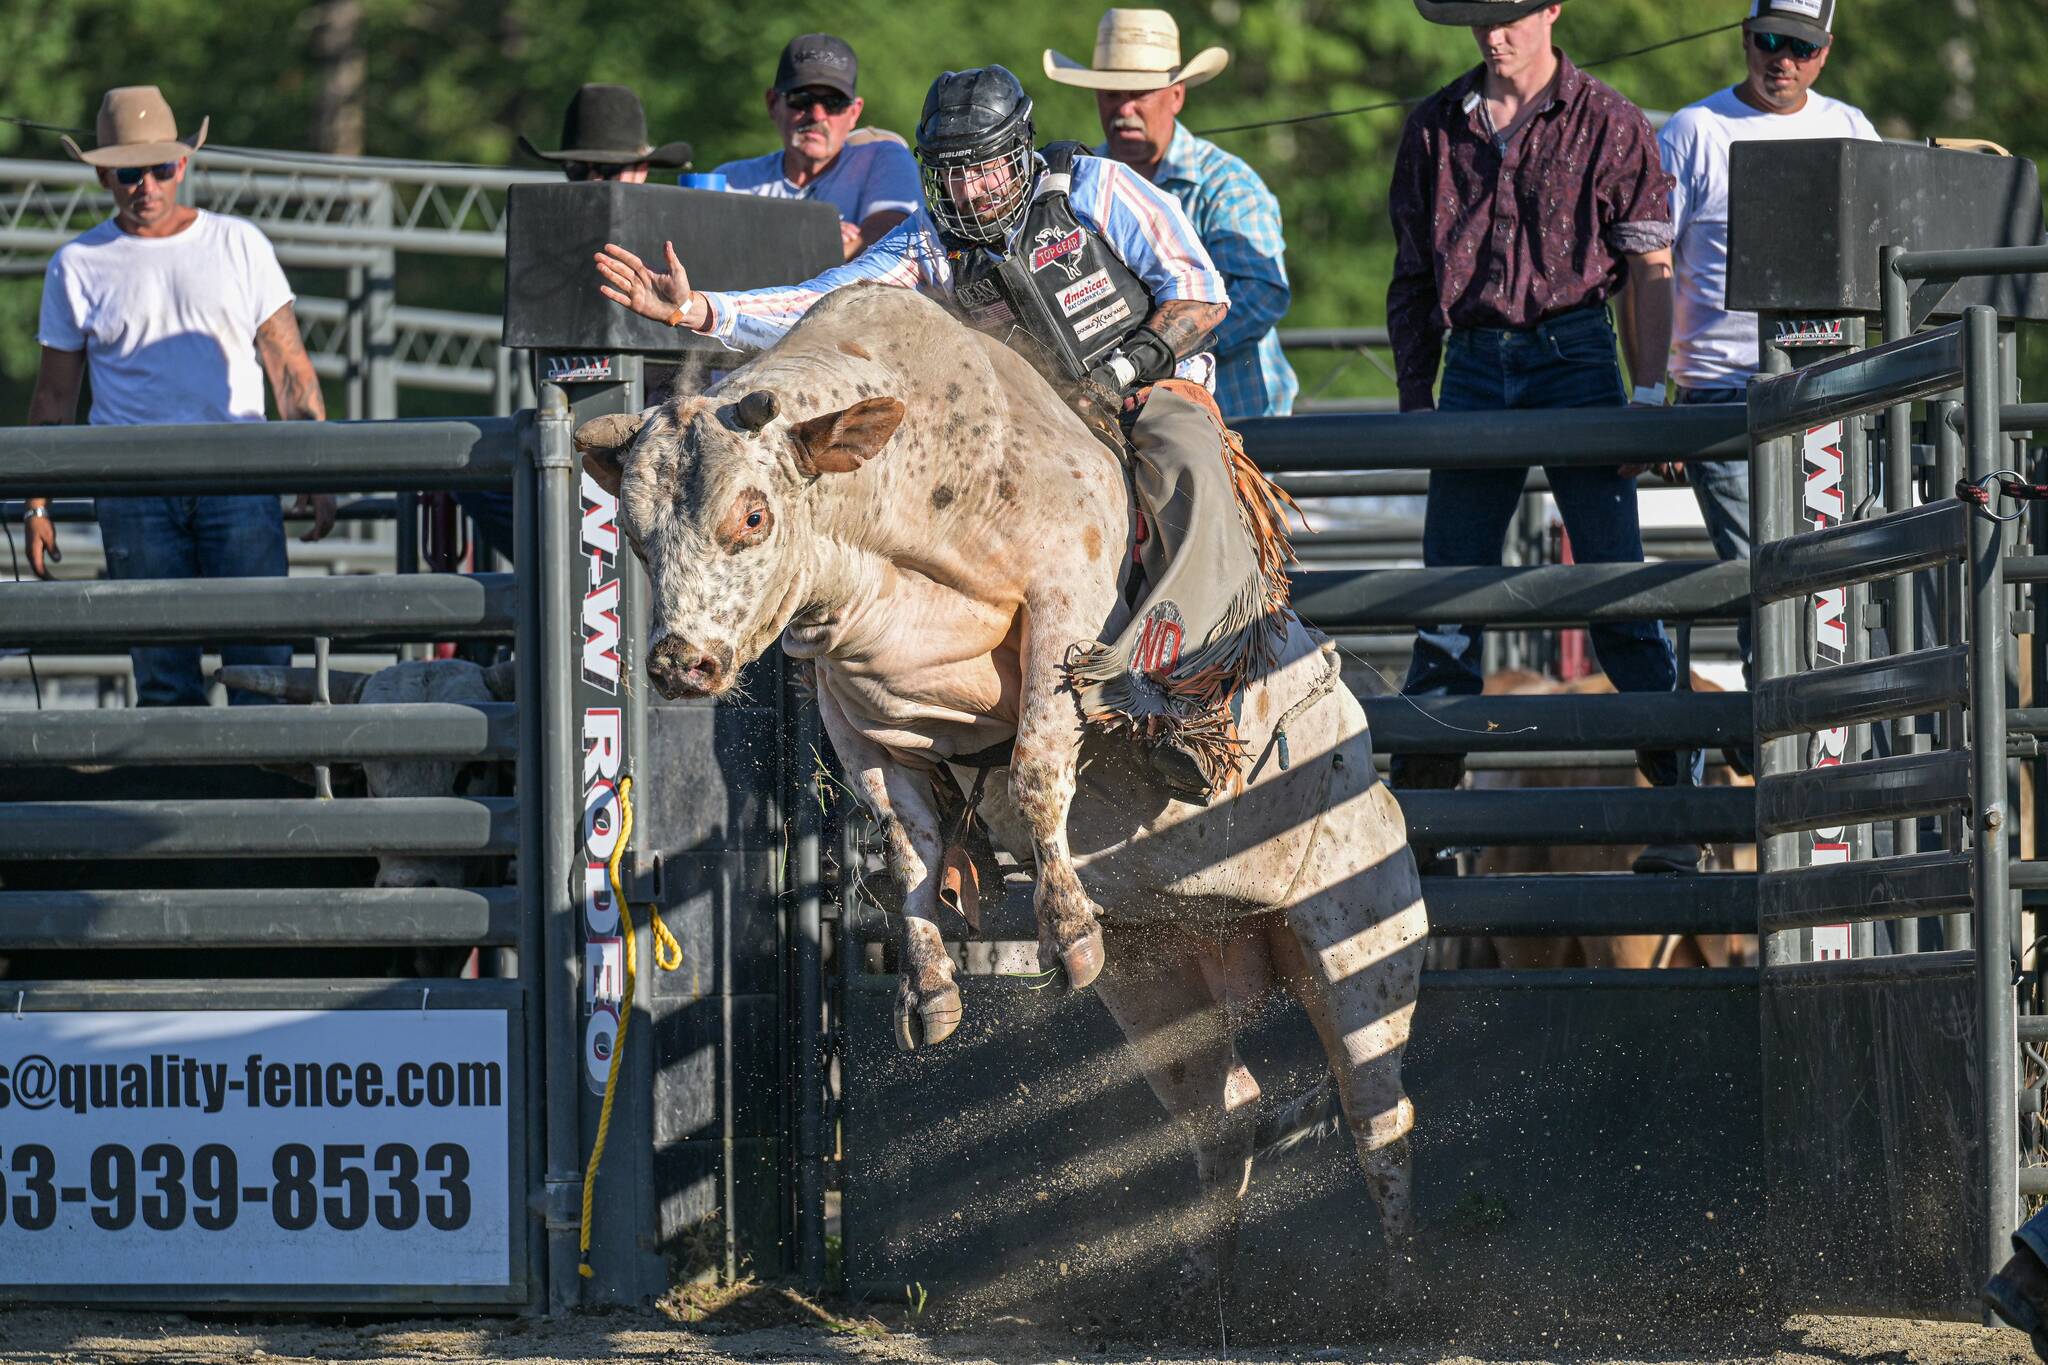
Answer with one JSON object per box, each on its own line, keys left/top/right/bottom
{"left": 1060, "top": 926, "right": 1105, "bottom": 991}
{"left": 894, "top": 981, "right": 963, "bottom": 1053}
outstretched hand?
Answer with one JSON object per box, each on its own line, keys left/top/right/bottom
{"left": 595, "top": 241, "right": 693, "bottom": 323}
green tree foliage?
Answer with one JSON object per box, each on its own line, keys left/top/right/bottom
{"left": 0, "top": 0, "right": 2043, "bottom": 415}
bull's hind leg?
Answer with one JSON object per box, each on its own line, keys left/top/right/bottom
{"left": 1269, "top": 776, "right": 1428, "bottom": 1282}
{"left": 1012, "top": 582, "right": 1120, "bottom": 990}
{"left": 817, "top": 684, "right": 960, "bottom": 1051}
{"left": 1094, "top": 919, "right": 1264, "bottom": 1319}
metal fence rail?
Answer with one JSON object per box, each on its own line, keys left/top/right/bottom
{"left": 1241, "top": 402, "right": 1748, "bottom": 472}
{"left": 1295, "top": 561, "right": 1747, "bottom": 628}
{"left": 0, "top": 887, "right": 519, "bottom": 948}
{"left": 0, "top": 703, "right": 515, "bottom": 766}
{"left": 0, "top": 415, "right": 521, "bottom": 494}
{"left": 0, "top": 573, "right": 514, "bottom": 643}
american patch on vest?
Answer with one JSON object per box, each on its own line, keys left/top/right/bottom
{"left": 1130, "top": 600, "right": 1186, "bottom": 678}
{"left": 1073, "top": 297, "right": 1133, "bottom": 341}
{"left": 1058, "top": 269, "right": 1114, "bottom": 317}
{"left": 1030, "top": 227, "right": 1084, "bottom": 274}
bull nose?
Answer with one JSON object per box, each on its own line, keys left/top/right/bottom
{"left": 647, "top": 638, "right": 733, "bottom": 697}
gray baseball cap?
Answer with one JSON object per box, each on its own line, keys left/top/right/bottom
{"left": 774, "top": 34, "right": 859, "bottom": 97}
{"left": 1745, "top": 0, "right": 1834, "bottom": 47}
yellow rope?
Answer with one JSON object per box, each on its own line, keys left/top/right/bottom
{"left": 576, "top": 774, "right": 685, "bottom": 1282}
{"left": 578, "top": 775, "right": 636, "bottom": 1278}
{"left": 651, "top": 894, "right": 683, "bottom": 971}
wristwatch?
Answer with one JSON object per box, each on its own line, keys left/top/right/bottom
{"left": 22, "top": 506, "right": 47, "bottom": 521}
{"left": 1631, "top": 383, "right": 1667, "bottom": 405}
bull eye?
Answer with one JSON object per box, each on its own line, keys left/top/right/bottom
{"left": 721, "top": 492, "right": 773, "bottom": 550}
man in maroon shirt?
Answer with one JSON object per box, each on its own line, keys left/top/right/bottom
{"left": 1388, "top": 0, "right": 1697, "bottom": 869}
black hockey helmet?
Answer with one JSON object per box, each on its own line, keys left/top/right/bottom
{"left": 914, "top": 65, "right": 1036, "bottom": 243}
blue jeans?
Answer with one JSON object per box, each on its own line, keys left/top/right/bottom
{"left": 95, "top": 495, "right": 291, "bottom": 707}
{"left": 1675, "top": 384, "right": 1753, "bottom": 676}
{"left": 454, "top": 489, "right": 516, "bottom": 566}
{"left": 1399, "top": 306, "right": 1695, "bottom": 786}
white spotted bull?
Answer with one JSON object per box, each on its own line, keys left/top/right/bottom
{"left": 575, "top": 283, "right": 1428, "bottom": 1295}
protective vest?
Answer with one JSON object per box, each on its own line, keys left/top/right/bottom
{"left": 943, "top": 143, "right": 1156, "bottom": 383}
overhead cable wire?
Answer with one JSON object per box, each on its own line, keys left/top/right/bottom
{"left": 5, "top": 19, "right": 1742, "bottom": 171}
{"left": 1193, "top": 19, "right": 1743, "bottom": 137}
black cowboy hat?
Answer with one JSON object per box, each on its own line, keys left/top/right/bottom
{"left": 1413, "top": 0, "right": 1566, "bottom": 25}
{"left": 518, "top": 84, "right": 692, "bottom": 168}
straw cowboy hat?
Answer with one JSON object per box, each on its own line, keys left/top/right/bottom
{"left": 1413, "top": 0, "right": 1567, "bottom": 25}
{"left": 61, "top": 87, "right": 208, "bottom": 168}
{"left": 518, "top": 84, "right": 692, "bottom": 168}
{"left": 1043, "top": 9, "right": 1230, "bottom": 91}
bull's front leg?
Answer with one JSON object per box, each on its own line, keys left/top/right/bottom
{"left": 1014, "top": 584, "right": 1119, "bottom": 990}
{"left": 817, "top": 683, "right": 961, "bottom": 1051}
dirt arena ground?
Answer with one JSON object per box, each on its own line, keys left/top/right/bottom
{"left": 0, "top": 1293, "right": 2034, "bottom": 1365}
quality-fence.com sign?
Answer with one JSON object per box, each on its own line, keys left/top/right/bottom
{"left": 0, "top": 1009, "right": 510, "bottom": 1287}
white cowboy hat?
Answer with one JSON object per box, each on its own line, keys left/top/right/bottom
{"left": 1043, "top": 9, "right": 1230, "bottom": 92}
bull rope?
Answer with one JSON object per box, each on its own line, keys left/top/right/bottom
{"left": 579, "top": 775, "right": 683, "bottom": 1280}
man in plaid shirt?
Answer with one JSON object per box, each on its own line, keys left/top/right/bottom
{"left": 1046, "top": 8, "right": 1298, "bottom": 419}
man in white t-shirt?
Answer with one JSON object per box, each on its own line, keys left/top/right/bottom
{"left": 1657, "top": 0, "right": 1877, "bottom": 696}
{"left": 22, "top": 86, "right": 334, "bottom": 707}
{"left": 713, "top": 34, "right": 921, "bottom": 261}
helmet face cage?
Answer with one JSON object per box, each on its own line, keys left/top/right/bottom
{"left": 920, "top": 135, "right": 1034, "bottom": 243}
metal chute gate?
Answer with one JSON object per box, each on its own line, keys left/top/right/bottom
{"left": 0, "top": 417, "right": 546, "bottom": 1307}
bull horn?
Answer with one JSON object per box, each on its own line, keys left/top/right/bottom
{"left": 482, "top": 658, "right": 518, "bottom": 701}
{"left": 573, "top": 410, "right": 650, "bottom": 457}
{"left": 214, "top": 665, "right": 372, "bottom": 705}
{"left": 736, "top": 389, "right": 779, "bottom": 432}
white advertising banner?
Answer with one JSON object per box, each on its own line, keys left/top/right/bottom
{"left": 0, "top": 1009, "right": 510, "bottom": 1287}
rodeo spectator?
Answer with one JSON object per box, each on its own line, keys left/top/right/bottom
{"left": 21, "top": 86, "right": 334, "bottom": 706}
{"left": 467, "top": 83, "right": 698, "bottom": 565}
{"left": 518, "top": 82, "right": 694, "bottom": 185}
{"left": 714, "top": 34, "right": 922, "bottom": 260}
{"left": 1044, "top": 7, "right": 1299, "bottom": 418}
{"left": 1658, "top": 0, "right": 1876, "bottom": 684}
{"left": 1387, "top": 1, "right": 1698, "bottom": 869}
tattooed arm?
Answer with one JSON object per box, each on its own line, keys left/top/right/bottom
{"left": 255, "top": 303, "right": 337, "bottom": 541}
{"left": 1141, "top": 298, "right": 1228, "bottom": 364}
{"left": 256, "top": 303, "right": 326, "bottom": 422}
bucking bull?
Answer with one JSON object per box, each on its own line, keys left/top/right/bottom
{"left": 574, "top": 283, "right": 1428, "bottom": 1290}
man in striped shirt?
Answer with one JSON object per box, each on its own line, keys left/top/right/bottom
{"left": 596, "top": 67, "right": 1290, "bottom": 804}
{"left": 1045, "top": 8, "right": 1299, "bottom": 419}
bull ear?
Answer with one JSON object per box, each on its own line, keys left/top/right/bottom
{"left": 574, "top": 409, "right": 651, "bottom": 495}
{"left": 790, "top": 397, "right": 906, "bottom": 477}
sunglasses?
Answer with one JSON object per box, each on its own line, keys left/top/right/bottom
{"left": 113, "top": 161, "right": 180, "bottom": 187}
{"left": 564, "top": 161, "right": 633, "bottom": 182}
{"left": 1750, "top": 31, "right": 1824, "bottom": 60}
{"left": 781, "top": 87, "right": 853, "bottom": 115}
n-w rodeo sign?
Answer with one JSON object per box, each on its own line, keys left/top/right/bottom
{"left": 579, "top": 469, "right": 627, "bottom": 1091}
{"left": 1801, "top": 421, "right": 1853, "bottom": 961}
